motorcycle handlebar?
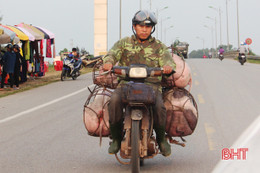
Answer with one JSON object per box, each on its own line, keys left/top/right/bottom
{"left": 111, "top": 66, "right": 175, "bottom": 76}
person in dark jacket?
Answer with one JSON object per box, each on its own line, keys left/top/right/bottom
{"left": 13, "top": 44, "right": 22, "bottom": 89}
{"left": 0, "top": 44, "right": 16, "bottom": 90}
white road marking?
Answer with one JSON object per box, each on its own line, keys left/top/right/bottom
{"left": 0, "top": 84, "right": 95, "bottom": 124}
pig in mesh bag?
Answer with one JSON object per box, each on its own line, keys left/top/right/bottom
{"left": 83, "top": 86, "right": 113, "bottom": 137}
{"left": 163, "top": 87, "right": 198, "bottom": 137}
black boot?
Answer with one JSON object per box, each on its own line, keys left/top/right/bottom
{"left": 108, "top": 122, "right": 123, "bottom": 154}
{"left": 154, "top": 125, "right": 171, "bottom": 157}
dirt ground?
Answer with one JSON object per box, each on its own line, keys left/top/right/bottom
{"left": 0, "top": 66, "right": 91, "bottom": 98}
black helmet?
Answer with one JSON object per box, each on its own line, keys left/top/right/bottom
{"left": 5, "top": 44, "right": 13, "bottom": 49}
{"left": 132, "top": 10, "right": 157, "bottom": 26}
{"left": 13, "top": 44, "right": 20, "bottom": 50}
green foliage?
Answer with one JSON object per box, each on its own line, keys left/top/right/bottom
{"left": 217, "top": 45, "right": 233, "bottom": 51}
{"left": 59, "top": 48, "right": 69, "bottom": 55}
{"left": 189, "top": 48, "right": 215, "bottom": 58}
{"left": 248, "top": 48, "right": 256, "bottom": 56}
{"left": 189, "top": 44, "right": 235, "bottom": 58}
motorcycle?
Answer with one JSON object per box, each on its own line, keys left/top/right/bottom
{"left": 61, "top": 56, "right": 82, "bottom": 81}
{"left": 105, "top": 64, "right": 174, "bottom": 173}
{"left": 219, "top": 53, "right": 224, "bottom": 61}
{"left": 238, "top": 53, "right": 246, "bottom": 65}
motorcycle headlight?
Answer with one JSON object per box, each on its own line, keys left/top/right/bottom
{"left": 129, "top": 67, "right": 147, "bottom": 78}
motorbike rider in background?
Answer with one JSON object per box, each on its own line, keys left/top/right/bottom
{"left": 208, "top": 51, "right": 212, "bottom": 58}
{"left": 218, "top": 46, "right": 225, "bottom": 55}
{"left": 102, "top": 10, "right": 176, "bottom": 157}
{"left": 70, "top": 48, "right": 82, "bottom": 73}
{"left": 238, "top": 42, "right": 247, "bottom": 56}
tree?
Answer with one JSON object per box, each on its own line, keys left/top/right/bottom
{"left": 59, "top": 48, "right": 69, "bottom": 56}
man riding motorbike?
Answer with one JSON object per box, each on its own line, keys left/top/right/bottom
{"left": 238, "top": 42, "right": 247, "bottom": 56}
{"left": 238, "top": 42, "right": 247, "bottom": 64}
{"left": 70, "top": 48, "right": 82, "bottom": 73}
{"left": 102, "top": 10, "right": 176, "bottom": 157}
{"left": 218, "top": 46, "right": 225, "bottom": 55}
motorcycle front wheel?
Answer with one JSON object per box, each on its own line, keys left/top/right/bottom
{"left": 61, "top": 69, "right": 66, "bottom": 81}
{"left": 131, "top": 120, "right": 140, "bottom": 173}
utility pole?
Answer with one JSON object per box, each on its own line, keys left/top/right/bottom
{"left": 236, "top": 0, "right": 240, "bottom": 48}
{"left": 119, "top": 0, "right": 122, "bottom": 39}
{"left": 226, "top": 0, "right": 230, "bottom": 50}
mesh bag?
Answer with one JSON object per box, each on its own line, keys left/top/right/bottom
{"left": 92, "top": 60, "right": 118, "bottom": 89}
{"left": 163, "top": 87, "right": 198, "bottom": 137}
{"left": 162, "top": 54, "right": 192, "bottom": 89}
{"left": 83, "top": 86, "right": 114, "bottom": 137}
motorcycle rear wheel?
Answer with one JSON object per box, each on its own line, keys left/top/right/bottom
{"left": 131, "top": 120, "right": 140, "bottom": 173}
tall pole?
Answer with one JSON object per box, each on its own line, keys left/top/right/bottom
{"left": 237, "top": 0, "right": 240, "bottom": 48}
{"left": 164, "top": 26, "right": 173, "bottom": 43}
{"left": 226, "top": 0, "right": 230, "bottom": 50}
{"left": 120, "top": 0, "right": 122, "bottom": 39}
{"left": 196, "top": 37, "right": 205, "bottom": 55}
{"left": 156, "top": 8, "right": 158, "bottom": 38}
{"left": 219, "top": 7, "right": 222, "bottom": 46}
{"left": 209, "top": 6, "right": 222, "bottom": 48}
{"left": 204, "top": 25, "right": 214, "bottom": 51}
{"left": 215, "top": 17, "right": 218, "bottom": 50}
{"left": 161, "top": 17, "right": 163, "bottom": 40}
{"left": 156, "top": 6, "right": 168, "bottom": 39}
{"left": 160, "top": 17, "right": 170, "bottom": 41}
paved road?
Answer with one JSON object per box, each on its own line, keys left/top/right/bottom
{"left": 0, "top": 59, "right": 259, "bottom": 173}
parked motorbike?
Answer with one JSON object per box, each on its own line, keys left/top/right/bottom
{"left": 61, "top": 56, "right": 81, "bottom": 81}
{"left": 104, "top": 64, "right": 174, "bottom": 173}
{"left": 219, "top": 53, "right": 224, "bottom": 61}
{"left": 238, "top": 53, "right": 246, "bottom": 65}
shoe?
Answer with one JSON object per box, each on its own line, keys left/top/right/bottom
{"left": 108, "top": 122, "right": 123, "bottom": 154}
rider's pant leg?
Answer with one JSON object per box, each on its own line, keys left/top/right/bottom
{"left": 153, "top": 91, "right": 166, "bottom": 127}
{"left": 108, "top": 87, "right": 124, "bottom": 124}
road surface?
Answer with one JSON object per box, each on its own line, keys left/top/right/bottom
{"left": 0, "top": 58, "right": 259, "bottom": 173}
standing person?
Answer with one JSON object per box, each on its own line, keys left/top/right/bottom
{"left": 0, "top": 44, "right": 16, "bottom": 90}
{"left": 102, "top": 10, "right": 176, "bottom": 157}
{"left": 13, "top": 44, "right": 22, "bottom": 89}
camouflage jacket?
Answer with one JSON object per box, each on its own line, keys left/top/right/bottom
{"left": 103, "top": 35, "right": 176, "bottom": 88}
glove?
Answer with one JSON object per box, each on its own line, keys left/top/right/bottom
{"left": 103, "top": 63, "right": 113, "bottom": 71}
{"left": 163, "top": 65, "right": 173, "bottom": 74}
